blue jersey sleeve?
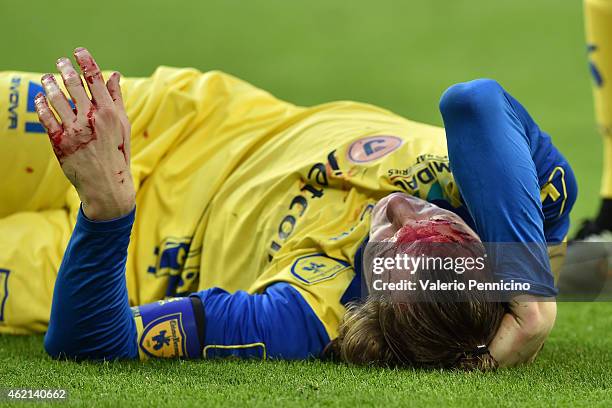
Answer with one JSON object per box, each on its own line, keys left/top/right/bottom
{"left": 439, "top": 79, "right": 561, "bottom": 297}
{"left": 131, "top": 283, "right": 330, "bottom": 360}
{"left": 44, "top": 207, "right": 138, "bottom": 360}
{"left": 193, "top": 283, "right": 330, "bottom": 360}
{"left": 43, "top": 206, "right": 329, "bottom": 361}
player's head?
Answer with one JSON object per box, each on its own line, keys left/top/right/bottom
{"left": 329, "top": 193, "right": 504, "bottom": 370}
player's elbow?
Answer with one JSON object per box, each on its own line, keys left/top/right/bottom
{"left": 44, "top": 317, "right": 137, "bottom": 361}
{"left": 519, "top": 301, "right": 557, "bottom": 341}
{"left": 43, "top": 315, "right": 88, "bottom": 359}
{"left": 43, "top": 331, "right": 71, "bottom": 360}
{"left": 44, "top": 326, "right": 88, "bottom": 360}
{"left": 439, "top": 78, "right": 504, "bottom": 120}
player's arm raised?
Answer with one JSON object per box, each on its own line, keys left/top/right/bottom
{"left": 35, "top": 47, "right": 134, "bottom": 220}
{"left": 39, "top": 49, "right": 139, "bottom": 360}
{"left": 440, "top": 79, "right": 560, "bottom": 367}
{"left": 38, "top": 48, "right": 328, "bottom": 361}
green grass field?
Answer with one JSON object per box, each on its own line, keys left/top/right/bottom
{"left": 0, "top": 0, "right": 611, "bottom": 406}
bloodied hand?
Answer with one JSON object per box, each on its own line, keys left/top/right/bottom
{"left": 35, "top": 48, "right": 135, "bottom": 221}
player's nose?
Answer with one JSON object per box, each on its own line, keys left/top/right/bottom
{"left": 386, "top": 193, "right": 419, "bottom": 226}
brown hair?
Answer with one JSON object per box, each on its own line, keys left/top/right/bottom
{"left": 327, "top": 296, "right": 503, "bottom": 370}
{"left": 327, "top": 242, "right": 505, "bottom": 370}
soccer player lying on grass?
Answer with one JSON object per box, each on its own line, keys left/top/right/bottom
{"left": 0, "top": 48, "right": 575, "bottom": 370}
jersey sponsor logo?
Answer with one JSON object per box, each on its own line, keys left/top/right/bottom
{"left": 291, "top": 254, "right": 349, "bottom": 285}
{"left": 587, "top": 44, "right": 604, "bottom": 88}
{"left": 7, "top": 78, "right": 47, "bottom": 133}
{"left": 387, "top": 154, "right": 462, "bottom": 207}
{"left": 139, "top": 311, "right": 187, "bottom": 358}
{"left": 8, "top": 77, "right": 20, "bottom": 129}
{"left": 268, "top": 152, "right": 335, "bottom": 259}
{"left": 347, "top": 135, "right": 403, "bottom": 164}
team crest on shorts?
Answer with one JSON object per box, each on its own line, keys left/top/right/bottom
{"left": 291, "top": 254, "right": 350, "bottom": 285}
{"left": 139, "top": 312, "right": 187, "bottom": 358}
{"left": 347, "top": 135, "right": 403, "bottom": 164}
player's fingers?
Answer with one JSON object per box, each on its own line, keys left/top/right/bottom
{"left": 109, "top": 72, "right": 132, "bottom": 162}
{"left": 106, "top": 71, "right": 126, "bottom": 113}
{"left": 73, "top": 47, "right": 114, "bottom": 107}
{"left": 41, "top": 74, "right": 76, "bottom": 123}
{"left": 34, "top": 93, "right": 62, "bottom": 135}
{"left": 56, "top": 57, "right": 91, "bottom": 110}
{"left": 106, "top": 72, "right": 131, "bottom": 162}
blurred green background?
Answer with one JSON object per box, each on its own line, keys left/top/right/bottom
{"left": 0, "top": 0, "right": 601, "bottom": 222}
